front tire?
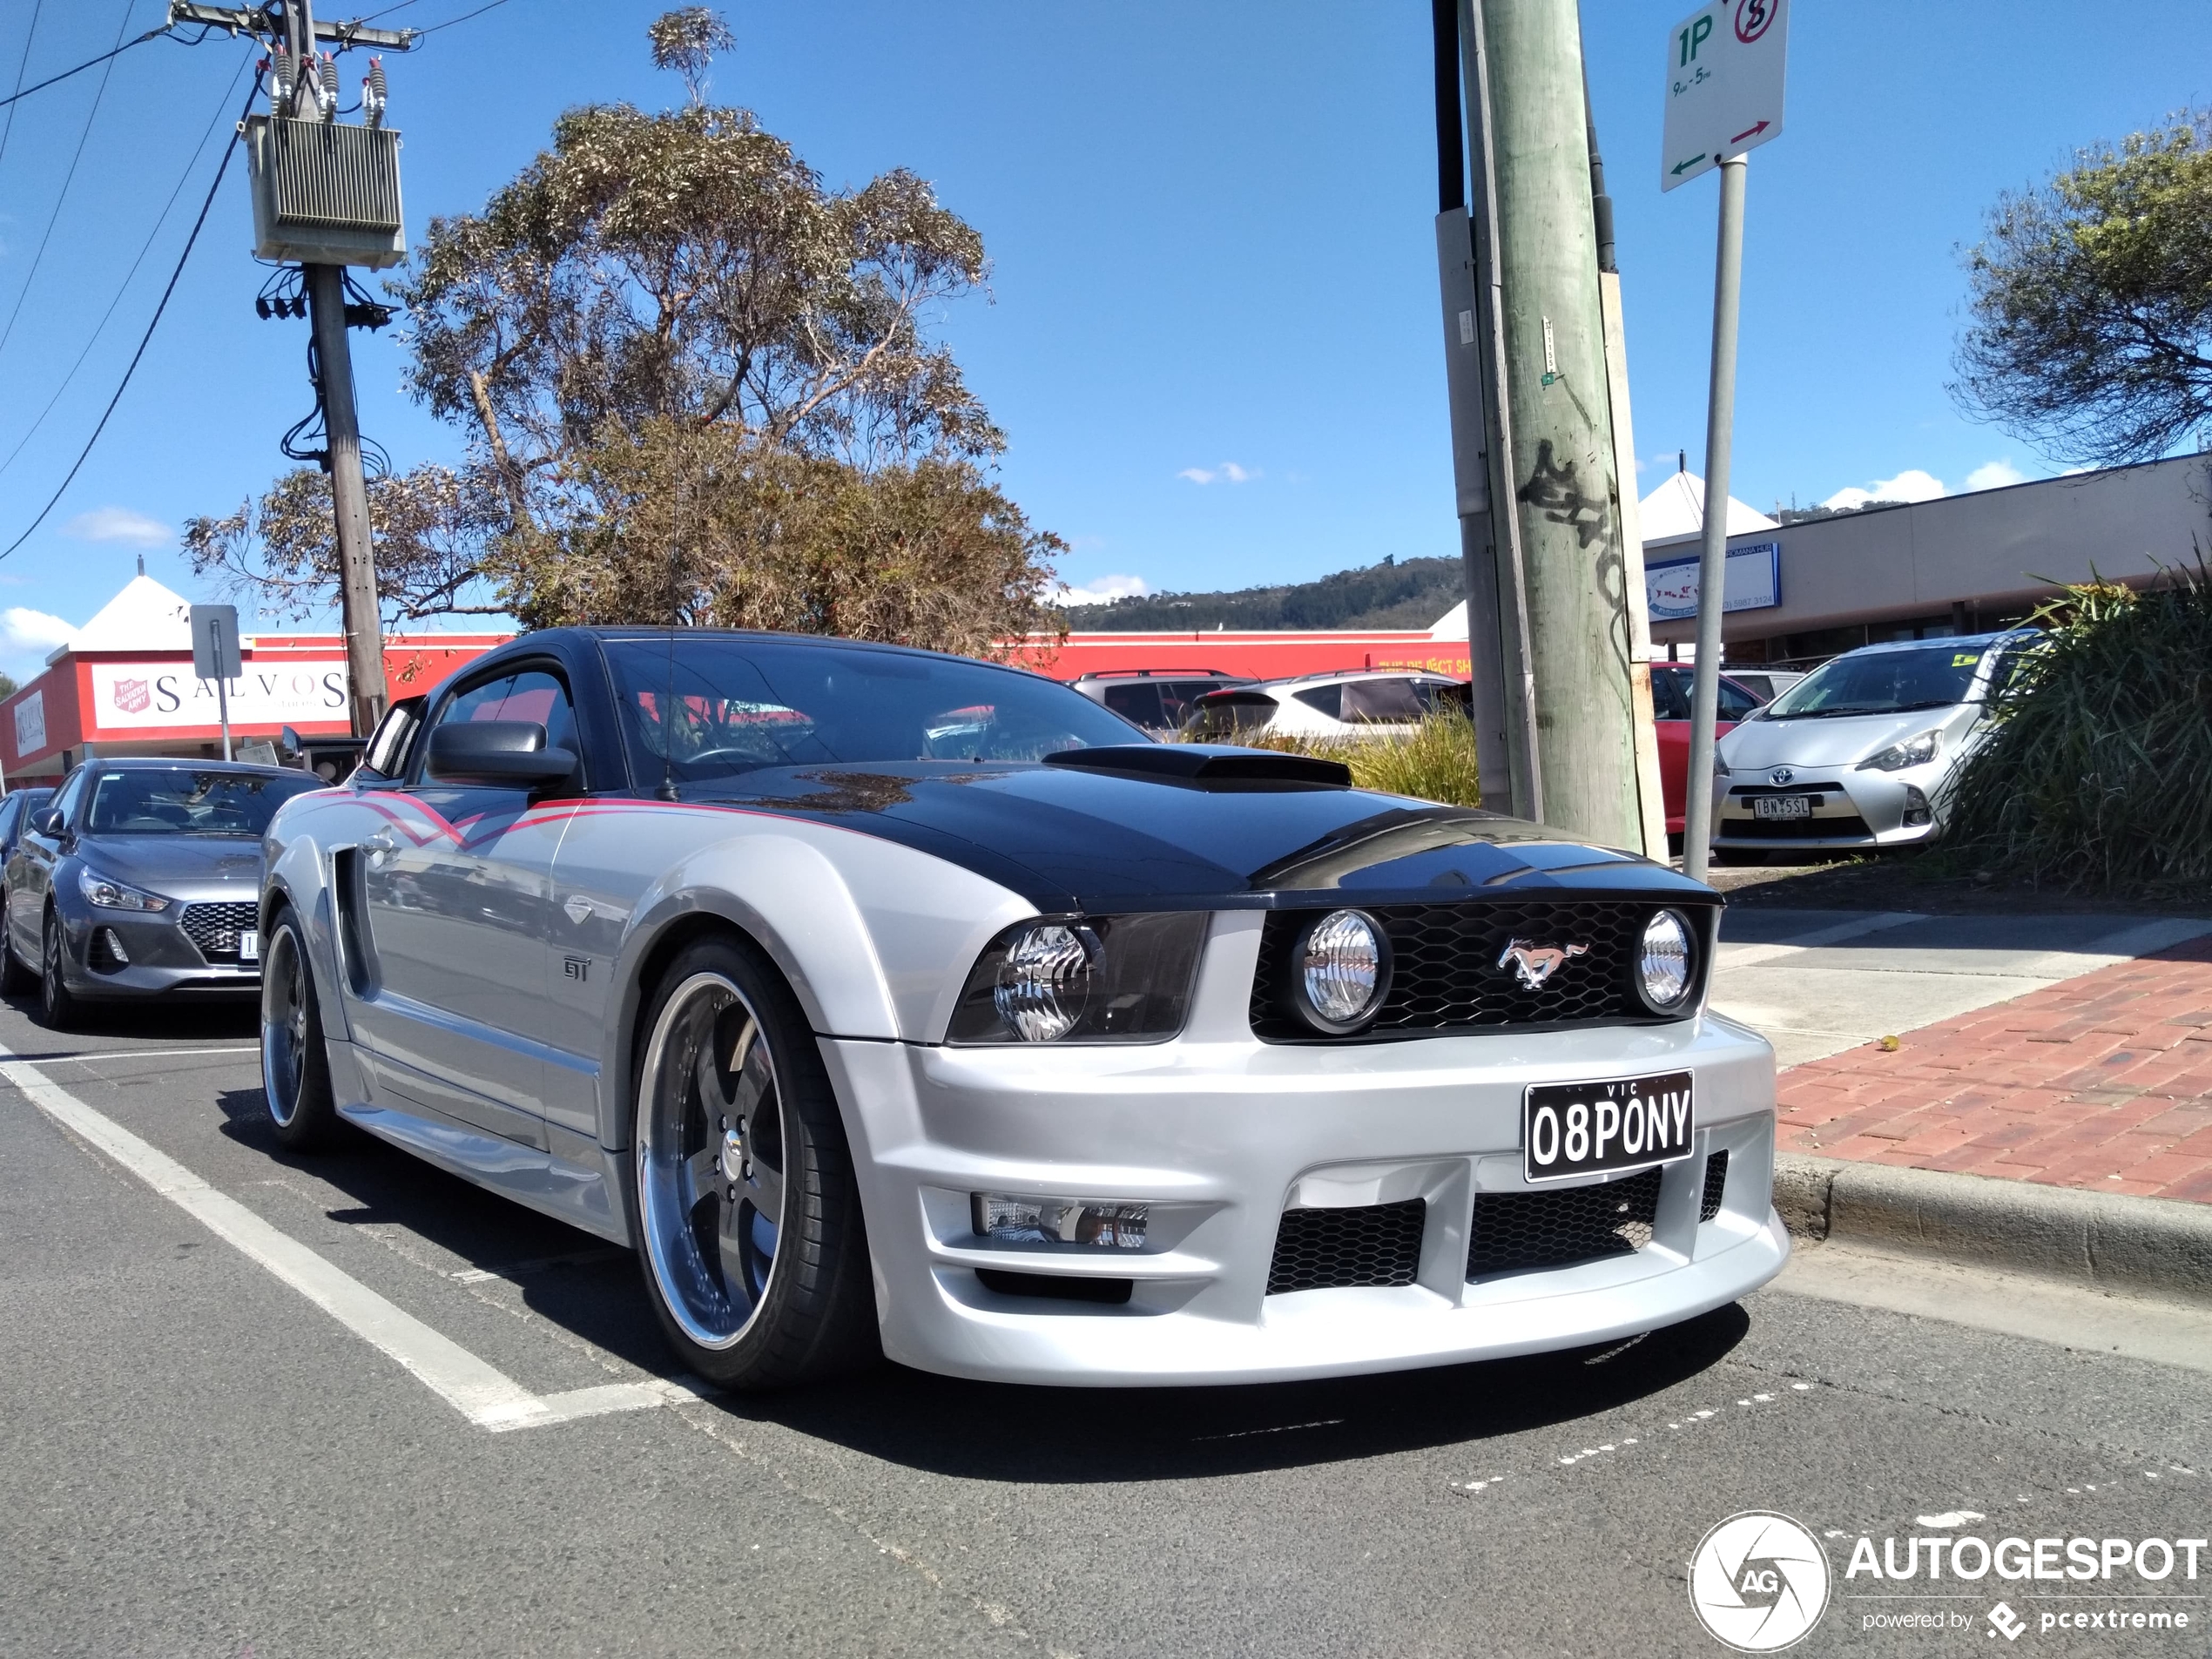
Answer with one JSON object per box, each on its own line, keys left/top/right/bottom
{"left": 261, "top": 907, "right": 342, "bottom": 1151}
{"left": 631, "top": 934, "right": 877, "bottom": 1392}
{"left": 0, "top": 894, "right": 35, "bottom": 995}
{"left": 39, "top": 908, "right": 80, "bottom": 1029}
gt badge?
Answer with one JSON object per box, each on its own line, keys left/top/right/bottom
{"left": 1498, "top": 938, "right": 1589, "bottom": 991}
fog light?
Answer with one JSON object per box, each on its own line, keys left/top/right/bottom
{"left": 1635, "top": 908, "right": 1695, "bottom": 1012}
{"left": 972, "top": 1193, "right": 1148, "bottom": 1249}
{"left": 91, "top": 927, "right": 130, "bottom": 970}
{"left": 1902, "top": 785, "right": 1932, "bottom": 827}
{"left": 1294, "top": 907, "right": 1390, "bottom": 1033}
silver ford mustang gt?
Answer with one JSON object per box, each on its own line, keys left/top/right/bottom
{"left": 258, "top": 629, "right": 1785, "bottom": 1391}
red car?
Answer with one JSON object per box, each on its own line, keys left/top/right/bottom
{"left": 1648, "top": 664, "right": 1765, "bottom": 836}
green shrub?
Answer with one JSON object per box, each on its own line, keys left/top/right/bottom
{"left": 1936, "top": 566, "right": 2212, "bottom": 896}
{"left": 1234, "top": 712, "right": 1483, "bottom": 807}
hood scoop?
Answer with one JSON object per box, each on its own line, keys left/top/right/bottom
{"left": 1042, "top": 744, "right": 1352, "bottom": 789}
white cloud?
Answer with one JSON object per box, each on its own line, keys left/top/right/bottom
{"left": 1821, "top": 469, "right": 1946, "bottom": 510}
{"left": 1049, "top": 574, "right": 1152, "bottom": 607}
{"left": 63, "top": 506, "right": 172, "bottom": 547}
{"left": 1177, "top": 461, "right": 1258, "bottom": 485}
{"left": 1963, "top": 459, "right": 2027, "bottom": 492}
{"left": 0, "top": 605, "right": 75, "bottom": 678}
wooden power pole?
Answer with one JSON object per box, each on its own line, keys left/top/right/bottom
{"left": 1468, "top": 0, "right": 1642, "bottom": 848}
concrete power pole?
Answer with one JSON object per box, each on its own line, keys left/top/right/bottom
{"left": 1472, "top": 0, "right": 1642, "bottom": 848}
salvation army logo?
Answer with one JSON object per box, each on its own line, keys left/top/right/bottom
{"left": 113, "top": 678, "right": 152, "bottom": 714}
{"left": 1689, "top": 1512, "right": 1831, "bottom": 1651}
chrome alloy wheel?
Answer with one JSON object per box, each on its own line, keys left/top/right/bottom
{"left": 637, "top": 971, "right": 786, "bottom": 1349}
{"left": 261, "top": 922, "right": 311, "bottom": 1129}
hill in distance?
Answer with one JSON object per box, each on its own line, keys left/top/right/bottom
{"left": 1059, "top": 556, "right": 1462, "bottom": 633}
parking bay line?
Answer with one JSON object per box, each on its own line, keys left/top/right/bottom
{"left": 0, "top": 1037, "right": 707, "bottom": 1433}
{"left": 1717, "top": 912, "right": 1929, "bottom": 970}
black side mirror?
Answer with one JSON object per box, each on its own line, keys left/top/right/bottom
{"left": 279, "top": 725, "right": 303, "bottom": 761}
{"left": 30, "top": 808, "right": 63, "bottom": 836}
{"left": 426, "top": 720, "right": 577, "bottom": 789}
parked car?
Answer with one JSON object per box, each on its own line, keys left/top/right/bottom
{"left": 1183, "top": 670, "right": 1467, "bottom": 742}
{"left": 3, "top": 759, "right": 324, "bottom": 1026}
{"left": 1068, "top": 670, "right": 1252, "bottom": 735}
{"left": 0, "top": 787, "right": 53, "bottom": 872}
{"left": 1715, "top": 668, "right": 1805, "bottom": 706}
{"left": 1647, "top": 664, "right": 1766, "bottom": 838}
{"left": 1710, "top": 630, "right": 2039, "bottom": 858}
{"left": 256, "top": 628, "right": 1784, "bottom": 1393}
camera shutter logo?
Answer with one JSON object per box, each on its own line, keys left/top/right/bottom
{"left": 1689, "top": 1512, "right": 1831, "bottom": 1651}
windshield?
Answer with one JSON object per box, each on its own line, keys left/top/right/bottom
{"left": 85, "top": 769, "right": 321, "bottom": 836}
{"left": 604, "top": 638, "right": 1143, "bottom": 783}
{"left": 1764, "top": 644, "right": 1990, "bottom": 719}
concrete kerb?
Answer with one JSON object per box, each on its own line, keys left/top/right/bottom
{"left": 1775, "top": 1152, "right": 2212, "bottom": 1308}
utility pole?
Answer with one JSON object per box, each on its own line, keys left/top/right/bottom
{"left": 179, "top": 0, "right": 413, "bottom": 737}
{"left": 1468, "top": 0, "right": 1642, "bottom": 849}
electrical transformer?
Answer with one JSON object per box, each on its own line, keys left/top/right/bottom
{"left": 243, "top": 115, "right": 406, "bottom": 269}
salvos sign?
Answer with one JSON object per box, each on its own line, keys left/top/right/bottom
{"left": 89, "top": 660, "right": 349, "bottom": 731}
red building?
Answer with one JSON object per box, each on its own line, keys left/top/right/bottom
{"left": 0, "top": 575, "right": 503, "bottom": 783}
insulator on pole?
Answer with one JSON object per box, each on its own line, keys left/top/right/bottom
{"left": 364, "top": 57, "right": 388, "bottom": 129}
{"left": 317, "top": 53, "right": 339, "bottom": 120}
{"left": 272, "top": 47, "right": 293, "bottom": 105}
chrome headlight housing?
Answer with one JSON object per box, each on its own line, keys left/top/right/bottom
{"left": 948, "top": 913, "right": 1209, "bottom": 1044}
{"left": 78, "top": 867, "right": 172, "bottom": 912}
{"left": 1291, "top": 907, "right": 1391, "bottom": 1035}
{"left": 1634, "top": 908, "right": 1696, "bottom": 1014}
{"left": 1857, "top": 730, "right": 1940, "bottom": 772}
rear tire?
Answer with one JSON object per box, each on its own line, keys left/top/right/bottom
{"left": 631, "top": 934, "right": 878, "bottom": 1392}
{"left": 260, "top": 907, "right": 342, "bottom": 1151}
{"left": 0, "top": 894, "right": 35, "bottom": 995}
{"left": 38, "top": 908, "right": 80, "bottom": 1029}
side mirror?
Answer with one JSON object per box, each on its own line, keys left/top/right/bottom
{"left": 279, "top": 725, "right": 303, "bottom": 761}
{"left": 426, "top": 720, "right": 577, "bottom": 789}
{"left": 30, "top": 808, "right": 63, "bottom": 836}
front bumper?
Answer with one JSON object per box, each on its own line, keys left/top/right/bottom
{"left": 58, "top": 900, "right": 261, "bottom": 999}
{"left": 1710, "top": 766, "right": 1941, "bottom": 852}
{"left": 821, "top": 1007, "right": 1784, "bottom": 1386}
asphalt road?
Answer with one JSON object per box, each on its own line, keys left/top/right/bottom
{"left": 1, "top": 991, "right": 2206, "bottom": 1659}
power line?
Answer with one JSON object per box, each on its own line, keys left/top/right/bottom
{"left": 415, "top": 0, "right": 513, "bottom": 38}
{"left": 0, "top": 46, "right": 251, "bottom": 481}
{"left": 0, "top": 69, "right": 261, "bottom": 564}
{"left": 0, "top": 1, "right": 138, "bottom": 361}
{"left": 0, "top": 17, "right": 168, "bottom": 111}
{"left": 0, "top": 0, "right": 47, "bottom": 172}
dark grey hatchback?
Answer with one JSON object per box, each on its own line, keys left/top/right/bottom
{"left": 1, "top": 758, "right": 324, "bottom": 1027}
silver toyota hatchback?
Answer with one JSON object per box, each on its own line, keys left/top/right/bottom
{"left": 1709, "top": 631, "right": 2038, "bottom": 858}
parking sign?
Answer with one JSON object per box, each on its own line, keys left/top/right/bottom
{"left": 1661, "top": 0, "right": 1788, "bottom": 192}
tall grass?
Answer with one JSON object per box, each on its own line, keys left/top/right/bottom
{"left": 1937, "top": 565, "right": 2212, "bottom": 896}
{"left": 1235, "top": 713, "right": 1484, "bottom": 807}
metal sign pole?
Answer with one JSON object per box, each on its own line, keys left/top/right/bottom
{"left": 218, "top": 673, "right": 233, "bottom": 763}
{"left": 1680, "top": 153, "right": 1746, "bottom": 882}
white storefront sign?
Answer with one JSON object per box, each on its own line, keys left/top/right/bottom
{"left": 12, "top": 690, "right": 45, "bottom": 758}
{"left": 88, "top": 660, "right": 349, "bottom": 731}
{"left": 1645, "top": 542, "right": 1781, "bottom": 621}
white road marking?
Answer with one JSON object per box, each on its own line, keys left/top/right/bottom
{"left": 1717, "top": 912, "right": 1928, "bottom": 969}
{"left": 32, "top": 1046, "right": 264, "bottom": 1064}
{"left": 0, "top": 1036, "right": 705, "bottom": 1433}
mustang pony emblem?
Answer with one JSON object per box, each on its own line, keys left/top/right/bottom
{"left": 1497, "top": 938, "right": 1589, "bottom": 990}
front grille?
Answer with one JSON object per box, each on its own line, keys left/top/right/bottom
{"left": 1251, "top": 900, "right": 1704, "bottom": 1040}
{"left": 1467, "top": 1167, "right": 1662, "bottom": 1278}
{"left": 1266, "top": 1198, "right": 1425, "bottom": 1294}
{"left": 181, "top": 901, "right": 259, "bottom": 963}
{"left": 1719, "top": 814, "right": 1873, "bottom": 841}
{"left": 1700, "top": 1150, "right": 1730, "bottom": 1221}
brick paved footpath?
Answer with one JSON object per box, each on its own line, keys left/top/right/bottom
{"left": 1775, "top": 933, "right": 2212, "bottom": 1204}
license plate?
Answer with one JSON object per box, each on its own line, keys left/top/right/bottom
{"left": 1523, "top": 1070, "right": 1694, "bottom": 1184}
{"left": 239, "top": 930, "right": 260, "bottom": 963}
{"left": 1753, "top": 794, "right": 1814, "bottom": 820}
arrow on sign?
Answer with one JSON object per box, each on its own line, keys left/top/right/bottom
{"left": 1730, "top": 118, "right": 1770, "bottom": 144}
{"left": 1670, "top": 152, "right": 1708, "bottom": 176}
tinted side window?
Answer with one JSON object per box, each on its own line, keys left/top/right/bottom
{"left": 48, "top": 770, "right": 88, "bottom": 828}
{"left": 0, "top": 798, "right": 20, "bottom": 841}
{"left": 1342, "top": 678, "right": 1428, "bottom": 724}
{"left": 425, "top": 669, "right": 579, "bottom": 779}
{"left": 1100, "top": 684, "right": 1164, "bottom": 728}
{"left": 1649, "top": 669, "right": 1690, "bottom": 721}
{"left": 1716, "top": 678, "right": 1759, "bottom": 721}
{"left": 362, "top": 697, "right": 424, "bottom": 778}
{"left": 1292, "top": 685, "right": 1344, "bottom": 719}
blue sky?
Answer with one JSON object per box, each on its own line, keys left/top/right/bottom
{"left": 0, "top": 0, "right": 2206, "bottom": 676}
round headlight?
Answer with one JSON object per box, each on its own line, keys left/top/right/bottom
{"left": 993, "top": 923, "right": 1096, "bottom": 1042}
{"left": 1295, "top": 908, "right": 1390, "bottom": 1033}
{"left": 1636, "top": 909, "right": 1696, "bottom": 1012}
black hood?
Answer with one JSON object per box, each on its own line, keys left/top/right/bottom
{"left": 682, "top": 761, "right": 1713, "bottom": 914}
